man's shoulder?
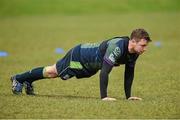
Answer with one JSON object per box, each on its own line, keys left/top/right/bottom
{"left": 107, "top": 36, "right": 129, "bottom": 45}
{"left": 112, "top": 36, "right": 129, "bottom": 40}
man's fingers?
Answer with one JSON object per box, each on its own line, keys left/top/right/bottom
{"left": 128, "top": 96, "right": 142, "bottom": 100}
{"left": 102, "top": 97, "right": 117, "bottom": 101}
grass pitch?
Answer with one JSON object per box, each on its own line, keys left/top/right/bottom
{"left": 0, "top": 0, "right": 180, "bottom": 119}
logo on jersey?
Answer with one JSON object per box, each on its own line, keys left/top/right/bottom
{"left": 109, "top": 54, "right": 115, "bottom": 63}
{"left": 108, "top": 47, "right": 120, "bottom": 63}
{"left": 113, "top": 47, "right": 120, "bottom": 56}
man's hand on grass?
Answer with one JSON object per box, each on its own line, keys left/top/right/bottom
{"left": 128, "top": 96, "right": 142, "bottom": 101}
{"left": 102, "top": 97, "right": 117, "bottom": 101}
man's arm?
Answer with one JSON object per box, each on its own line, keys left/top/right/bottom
{"left": 124, "top": 63, "right": 135, "bottom": 99}
{"left": 124, "top": 55, "right": 142, "bottom": 101}
{"left": 100, "top": 61, "right": 113, "bottom": 99}
{"left": 100, "top": 41, "right": 121, "bottom": 101}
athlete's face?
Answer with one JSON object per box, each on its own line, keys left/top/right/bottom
{"left": 133, "top": 39, "right": 148, "bottom": 55}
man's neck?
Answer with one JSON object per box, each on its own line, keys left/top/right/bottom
{"left": 128, "top": 41, "right": 135, "bottom": 53}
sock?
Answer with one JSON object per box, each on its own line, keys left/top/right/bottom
{"left": 15, "top": 67, "right": 44, "bottom": 84}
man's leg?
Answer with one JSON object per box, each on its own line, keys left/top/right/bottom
{"left": 42, "top": 64, "right": 58, "bottom": 78}
{"left": 11, "top": 64, "right": 58, "bottom": 95}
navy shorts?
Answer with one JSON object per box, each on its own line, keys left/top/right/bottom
{"left": 56, "top": 47, "right": 75, "bottom": 80}
{"left": 56, "top": 45, "right": 97, "bottom": 80}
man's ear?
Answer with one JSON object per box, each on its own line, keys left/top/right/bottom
{"left": 131, "top": 39, "right": 136, "bottom": 43}
{"left": 131, "top": 39, "right": 137, "bottom": 46}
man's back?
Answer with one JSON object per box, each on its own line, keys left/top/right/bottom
{"left": 79, "top": 36, "right": 130, "bottom": 69}
{"left": 64, "top": 36, "right": 139, "bottom": 79}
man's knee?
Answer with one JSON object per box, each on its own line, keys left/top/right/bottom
{"left": 43, "top": 65, "right": 58, "bottom": 78}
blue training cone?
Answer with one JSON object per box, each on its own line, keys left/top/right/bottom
{"left": 0, "top": 51, "right": 8, "bottom": 57}
{"left": 154, "top": 41, "right": 162, "bottom": 47}
{"left": 55, "top": 48, "right": 65, "bottom": 54}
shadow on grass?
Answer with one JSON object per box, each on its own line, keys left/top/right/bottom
{"left": 35, "top": 94, "right": 99, "bottom": 100}
{"left": 2, "top": 93, "right": 123, "bottom": 101}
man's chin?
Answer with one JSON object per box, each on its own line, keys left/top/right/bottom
{"left": 137, "top": 51, "right": 143, "bottom": 55}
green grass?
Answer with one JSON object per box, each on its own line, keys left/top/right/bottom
{"left": 0, "top": 0, "right": 180, "bottom": 16}
{"left": 0, "top": 0, "right": 180, "bottom": 119}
